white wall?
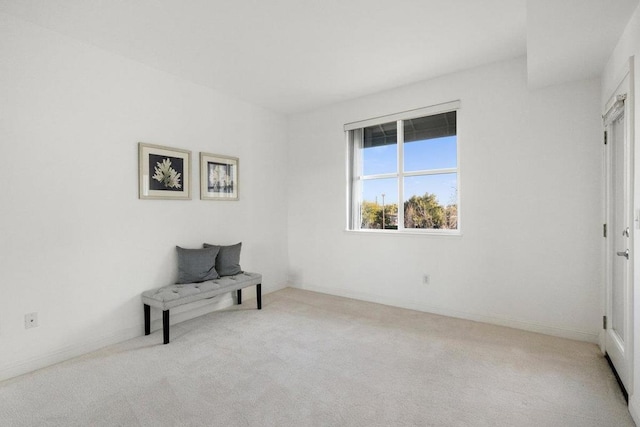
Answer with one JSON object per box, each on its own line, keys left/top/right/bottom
{"left": 0, "top": 13, "right": 289, "bottom": 380}
{"left": 602, "top": 3, "right": 640, "bottom": 423}
{"left": 287, "top": 57, "right": 603, "bottom": 342}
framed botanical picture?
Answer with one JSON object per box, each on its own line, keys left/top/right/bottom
{"left": 200, "top": 152, "right": 239, "bottom": 200}
{"left": 139, "top": 143, "right": 191, "bottom": 200}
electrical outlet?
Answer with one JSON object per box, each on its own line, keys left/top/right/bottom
{"left": 423, "top": 274, "right": 430, "bottom": 284}
{"left": 24, "top": 312, "right": 38, "bottom": 329}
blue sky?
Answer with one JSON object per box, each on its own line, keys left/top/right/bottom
{"left": 362, "top": 136, "right": 457, "bottom": 206}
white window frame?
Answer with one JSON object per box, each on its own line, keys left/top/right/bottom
{"left": 345, "top": 100, "right": 461, "bottom": 235}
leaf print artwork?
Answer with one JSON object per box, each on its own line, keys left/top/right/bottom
{"left": 139, "top": 143, "right": 190, "bottom": 199}
{"left": 152, "top": 158, "right": 182, "bottom": 189}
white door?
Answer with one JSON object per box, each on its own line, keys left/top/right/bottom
{"left": 604, "top": 70, "right": 633, "bottom": 396}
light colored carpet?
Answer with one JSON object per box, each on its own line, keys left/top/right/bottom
{"left": 0, "top": 288, "right": 634, "bottom": 426}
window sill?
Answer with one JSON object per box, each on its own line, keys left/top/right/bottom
{"left": 344, "top": 229, "right": 462, "bottom": 238}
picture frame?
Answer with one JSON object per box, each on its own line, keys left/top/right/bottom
{"left": 200, "top": 152, "right": 239, "bottom": 200}
{"left": 139, "top": 143, "right": 191, "bottom": 200}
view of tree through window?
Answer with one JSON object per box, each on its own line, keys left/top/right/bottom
{"left": 348, "top": 107, "right": 458, "bottom": 232}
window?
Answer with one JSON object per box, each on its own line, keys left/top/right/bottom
{"left": 346, "top": 101, "right": 459, "bottom": 233}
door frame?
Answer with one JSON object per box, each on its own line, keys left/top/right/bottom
{"left": 603, "top": 57, "right": 635, "bottom": 397}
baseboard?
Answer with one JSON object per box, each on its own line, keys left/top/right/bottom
{"left": 0, "top": 325, "right": 141, "bottom": 383}
{"left": 147, "top": 293, "right": 235, "bottom": 332}
{"left": 0, "top": 296, "right": 236, "bottom": 382}
{"left": 629, "top": 394, "right": 640, "bottom": 425}
{"left": 0, "top": 283, "right": 286, "bottom": 382}
{"left": 155, "top": 281, "right": 287, "bottom": 327}
{"left": 295, "top": 284, "right": 599, "bottom": 343}
{"left": 598, "top": 329, "right": 606, "bottom": 353}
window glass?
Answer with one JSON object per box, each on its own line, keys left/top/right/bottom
{"left": 404, "top": 112, "right": 456, "bottom": 172}
{"left": 404, "top": 135, "right": 457, "bottom": 171}
{"left": 362, "top": 122, "right": 397, "bottom": 175}
{"left": 361, "top": 178, "right": 398, "bottom": 229}
{"left": 404, "top": 174, "right": 457, "bottom": 229}
{"left": 348, "top": 104, "right": 459, "bottom": 233}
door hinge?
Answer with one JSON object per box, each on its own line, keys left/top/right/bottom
{"left": 604, "top": 131, "right": 608, "bottom": 145}
{"left": 604, "top": 224, "right": 607, "bottom": 238}
{"left": 603, "top": 315, "right": 607, "bottom": 330}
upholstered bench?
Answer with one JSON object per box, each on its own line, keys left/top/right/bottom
{"left": 142, "top": 271, "right": 262, "bottom": 344}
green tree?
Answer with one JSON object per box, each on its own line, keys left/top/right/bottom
{"left": 444, "top": 203, "right": 458, "bottom": 229}
{"left": 361, "top": 201, "right": 399, "bottom": 229}
{"left": 376, "top": 203, "right": 398, "bottom": 229}
{"left": 361, "top": 201, "right": 381, "bottom": 229}
{"left": 404, "top": 193, "right": 445, "bottom": 229}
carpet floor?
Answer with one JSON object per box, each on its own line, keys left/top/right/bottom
{"left": 0, "top": 287, "right": 634, "bottom": 426}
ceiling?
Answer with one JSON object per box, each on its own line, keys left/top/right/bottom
{"left": 0, "top": 0, "right": 637, "bottom": 114}
{"left": 527, "top": 0, "right": 639, "bottom": 88}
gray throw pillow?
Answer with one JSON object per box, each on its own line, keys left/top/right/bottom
{"left": 176, "top": 246, "right": 220, "bottom": 284}
{"left": 203, "top": 242, "right": 242, "bottom": 276}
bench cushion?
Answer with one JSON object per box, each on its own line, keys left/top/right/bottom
{"left": 141, "top": 271, "right": 262, "bottom": 310}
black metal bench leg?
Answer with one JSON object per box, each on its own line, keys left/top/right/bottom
{"left": 163, "top": 310, "right": 170, "bottom": 344}
{"left": 257, "top": 283, "right": 262, "bottom": 310}
{"left": 237, "top": 289, "right": 242, "bottom": 305}
{"left": 144, "top": 304, "right": 150, "bottom": 335}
